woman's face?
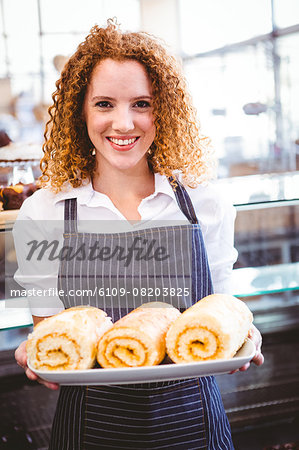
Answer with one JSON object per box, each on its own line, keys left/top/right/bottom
{"left": 83, "top": 58, "right": 156, "bottom": 174}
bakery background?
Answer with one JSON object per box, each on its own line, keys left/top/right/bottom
{"left": 0, "top": 0, "right": 298, "bottom": 449}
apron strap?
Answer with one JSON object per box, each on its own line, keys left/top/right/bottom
{"left": 64, "top": 198, "right": 78, "bottom": 233}
{"left": 168, "top": 177, "right": 199, "bottom": 224}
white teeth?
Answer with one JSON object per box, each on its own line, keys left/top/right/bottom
{"left": 109, "top": 137, "right": 137, "bottom": 145}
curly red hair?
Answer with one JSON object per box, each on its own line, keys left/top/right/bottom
{"left": 40, "top": 19, "right": 216, "bottom": 191}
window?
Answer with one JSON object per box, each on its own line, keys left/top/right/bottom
{"left": 179, "top": 0, "right": 272, "bottom": 55}
{"left": 273, "top": 0, "right": 299, "bottom": 28}
{"left": 180, "top": 0, "right": 299, "bottom": 177}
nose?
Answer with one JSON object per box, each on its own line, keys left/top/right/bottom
{"left": 112, "top": 106, "right": 134, "bottom": 133}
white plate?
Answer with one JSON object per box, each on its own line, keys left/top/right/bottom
{"left": 28, "top": 339, "right": 255, "bottom": 385}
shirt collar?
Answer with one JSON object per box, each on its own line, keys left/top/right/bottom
{"left": 53, "top": 173, "right": 177, "bottom": 206}
{"left": 53, "top": 180, "right": 94, "bottom": 205}
{"left": 150, "top": 173, "right": 177, "bottom": 201}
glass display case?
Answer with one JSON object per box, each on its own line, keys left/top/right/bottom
{"left": 216, "top": 171, "right": 299, "bottom": 206}
{"left": 216, "top": 172, "right": 299, "bottom": 294}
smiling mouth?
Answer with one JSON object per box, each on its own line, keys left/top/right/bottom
{"left": 107, "top": 137, "right": 139, "bottom": 146}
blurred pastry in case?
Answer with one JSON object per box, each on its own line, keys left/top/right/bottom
{"left": 0, "top": 130, "right": 12, "bottom": 147}
{"left": 0, "top": 183, "right": 39, "bottom": 210}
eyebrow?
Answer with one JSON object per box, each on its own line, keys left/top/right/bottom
{"left": 91, "top": 95, "right": 153, "bottom": 102}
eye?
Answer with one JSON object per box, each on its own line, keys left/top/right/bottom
{"left": 134, "top": 100, "right": 151, "bottom": 108}
{"left": 96, "top": 101, "right": 113, "bottom": 108}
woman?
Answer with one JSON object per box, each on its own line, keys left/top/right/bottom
{"left": 14, "top": 19, "right": 263, "bottom": 450}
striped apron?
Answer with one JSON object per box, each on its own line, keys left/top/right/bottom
{"left": 49, "top": 180, "right": 234, "bottom": 450}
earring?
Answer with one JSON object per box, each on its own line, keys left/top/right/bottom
{"left": 91, "top": 148, "right": 96, "bottom": 156}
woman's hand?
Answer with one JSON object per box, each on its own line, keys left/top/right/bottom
{"left": 15, "top": 340, "right": 59, "bottom": 390}
{"left": 230, "top": 324, "right": 264, "bottom": 374}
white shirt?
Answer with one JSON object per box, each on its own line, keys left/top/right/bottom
{"left": 13, "top": 173, "right": 238, "bottom": 316}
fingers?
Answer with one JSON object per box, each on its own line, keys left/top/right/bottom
{"left": 229, "top": 361, "right": 250, "bottom": 374}
{"left": 25, "top": 366, "right": 38, "bottom": 381}
{"left": 238, "top": 362, "right": 250, "bottom": 371}
{"left": 229, "top": 325, "right": 264, "bottom": 374}
{"left": 230, "top": 351, "right": 264, "bottom": 375}
{"left": 15, "top": 340, "right": 28, "bottom": 368}
{"left": 25, "top": 366, "right": 59, "bottom": 390}
{"left": 40, "top": 381, "right": 60, "bottom": 390}
{"left": 252, "top": 350, "right": 264, "bottom": 366}
{"left": 248, "top": 324, "right": 262, "bottom": 350}
{"left": 248, "top": 324, "right": 264, "bottom": 366}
